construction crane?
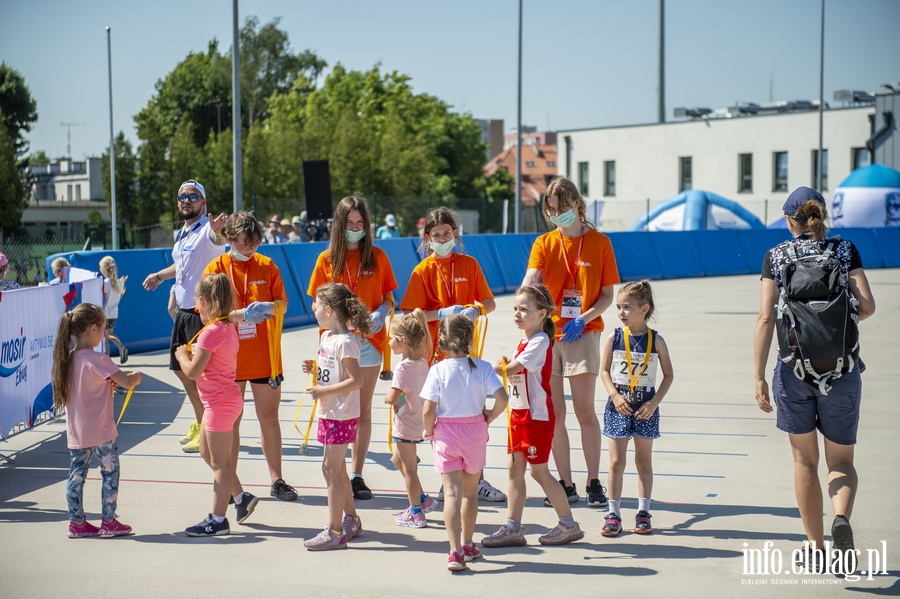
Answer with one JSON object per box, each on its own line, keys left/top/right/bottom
{"left": 61, "top": 122, "right": 86, "bottom": 157}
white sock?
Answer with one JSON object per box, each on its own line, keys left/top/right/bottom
{"left": 609, "top": 499, "right": 621, "bottom": 516}
{"left": 233, "top": 493, "right": 243, "bottom": 505}
{"left": 211, "top": 514, "right": 225, "bottom": 523}
{"left": 638, "top": 497, "right": 651, "bottom": 512}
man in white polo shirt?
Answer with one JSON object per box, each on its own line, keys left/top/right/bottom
{"left": 142, "top": 179, "right": 227, "bottom": 452}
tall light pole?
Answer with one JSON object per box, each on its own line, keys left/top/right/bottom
{"left": 658, "top": 0, "right": 665, "bottom": 123}
{"left": 515, "top": 0, "right": 523, "bottom": 234}
{"left": 817, "top": 0, "right": 825, "bottom": 191}
{"left": 232, "top": 0, "right": 243, "bottom": 212}
{"left": 106, "top": 26, "right": 118, "bottom": 250}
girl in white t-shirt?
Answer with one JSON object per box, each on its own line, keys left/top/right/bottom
{"left": 385, "top": 308, "right": 436, "bottom": 528}
{"left": 421, "top": 314, "right": 509, "bottom": 571}
{"left": 99, "top": 256, "right": 129, "bottom": 364}
{"left": 52, "top": 303, "right": 143, "bottom": 539}
{"left": 301, "top": 283, "right": 370, "bottom": 550}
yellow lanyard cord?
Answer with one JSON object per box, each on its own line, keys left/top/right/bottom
{"left": 380, "top": 302, "right": 395, "bottom": 380}
{"left": 267, "top": 301, "right": 285, "bottom": 383}
{"left": 623, "top": 327, "right": 653, "bottom": 393}
{"left": 302, "top": 359, "right": 318, "bottom": 447}
{"left": 114, "top": 373, "right": 137, "bottom": 426}
{"left": 186, "top": 316, "right": 229, "bottom": 354}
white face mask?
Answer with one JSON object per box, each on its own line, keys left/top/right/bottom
{"left": 549, "top": 209, "right": 577, "bottom": 229}
{"left": 231, "top": 248, "right": 252, "bottom": 262}
{"left": 345, "top": 229, "right": 366, "bottom": 243}
{"left": 429, "top": 238, "right": 456, "bottom": 257}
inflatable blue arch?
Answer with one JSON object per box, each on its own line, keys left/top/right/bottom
{"left": 631, "top": 190, "right": 766, "bottom": 231}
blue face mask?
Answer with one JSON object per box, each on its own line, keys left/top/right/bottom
{"left": 429, "top": 238, "right": 456, "bottom": 257}
{"left": 345, "top": 229, "right": 365, "bottom": 243}
{"left": 549, "top": 209, "right": 577, "bottom": 229}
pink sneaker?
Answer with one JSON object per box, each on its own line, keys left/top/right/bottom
{"left": 395, "top": 508, "right": 427, "bottom": 528}
{"left": 99, "top": 518, "right": 133, "bottom": 537}
{"left": 447, "top": 550, "right": 467, "bottom": 571}
{"left": 68, "top": 519, "right": 100, "bottom": 538}
{"left": 462, "top": 542, "right": 482, "bottom": 562}
{"left": 341, "top": 514, "right": 363, "bottom": 540}
{"left": 420, "top": 495, "right": 438, "bottom": 513}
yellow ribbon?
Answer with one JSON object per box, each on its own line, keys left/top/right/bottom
{"left": 501, "top": 360, "right": 513, "bottom": 460}
{"left": 186, "top": 316, "right": 229, "bottom": 354}
{"left": 623, "top": 326, "right": 653, "bottom": 394}
{"left": 466, "top": 304, "right": 488, "bottom": 359}
{"left": 115, "top": 373, "right": 137, "bottom": 426}
{"left": 302, "top": 359, "right": 318, "bottom": 448}
{"left": 267, "top": 301, "right": 285, "bottom": 384}
{"left": 379, "top": 301, "right": 395, "bottom": 380}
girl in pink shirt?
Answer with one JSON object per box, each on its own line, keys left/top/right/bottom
{"left": 52, "top": 303, "right": 143, "bottom": 538}
{"left": 385, "top": 308, "right": 436, "bottom": 528}
{"left": 175, "top": 273, "right": 248, "bottom": 537}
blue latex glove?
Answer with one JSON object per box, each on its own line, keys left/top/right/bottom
{"left": 560, "top": 316, "right": 586, "bottom": 343}
{"left": 460, "top": 307, "right": 480, "bottom": 321}
{"left": 244, "top": 301, "right": 275, "bottom": 324}
{"left": 368, "top": 305, "right": 390, "bottom": 334}
{"left": 437, "top": 305, "right": 464, "bottom": 320}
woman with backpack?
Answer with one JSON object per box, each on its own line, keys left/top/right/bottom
{"left": 753, "top": 186, "right": 875, "bottom": 577}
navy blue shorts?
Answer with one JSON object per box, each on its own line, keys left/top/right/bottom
{"left": 772, "top": 362, "right": 862, "bottom": 445}
{"left": 602, "top": 400, "right": 660, "bottom": 440}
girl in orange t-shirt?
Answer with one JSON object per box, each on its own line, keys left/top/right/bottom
{"left": 203, "top": 212, "right": 298, "bottom": 506}
{"left": 307, "top": 196, "right": 398, "bottom": 500}
{"left": 400, "top": 206, "right": 506, "bottom": 503}
{"left": 523, "top": 176, "right": 620, "bottom": 509}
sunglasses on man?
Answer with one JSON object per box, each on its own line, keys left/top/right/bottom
{"left": 177, "top": 194, "right": 202, "bottom": 203}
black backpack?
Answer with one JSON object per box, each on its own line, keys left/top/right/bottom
{"left": 775, "top": 237, "right": 860, "bottom": 394}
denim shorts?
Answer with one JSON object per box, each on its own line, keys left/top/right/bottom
{"left": 772, "top": 362, "right": 862, "bottom": 445}
{"left": 392, "top": 436, "right": 422, "bottom": 444}
{"left": 358, "top": 336, "right": 383, "bottom": 368}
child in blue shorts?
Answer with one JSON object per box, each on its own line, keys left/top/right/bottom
{"left": 599, "top": 281, "right": 674, "bottom": 537}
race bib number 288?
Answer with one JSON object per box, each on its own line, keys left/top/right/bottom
{"left": 317, "top": 355, "right": 338, "bottom": 386}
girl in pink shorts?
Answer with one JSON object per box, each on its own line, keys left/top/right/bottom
{"left": 301, "top": 283, "right": 371, "bottom": 551}
{"left": 175, "top": 273, "right": 248, "bottom": 537}
{"left": 421, "top": 315, "right": 509, "bottom": 571}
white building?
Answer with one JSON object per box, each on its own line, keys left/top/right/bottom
{"left": 23, "top": 157, "right": 109, "bottom": 235}
{"left": 558, "top": 105, "right": 874, "bottom": 229}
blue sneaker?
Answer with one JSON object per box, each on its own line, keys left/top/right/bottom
{"left": 234, "top": 492, "right": 259, "bottom": 525}
{"left": 185, "top": 514, "right": 230, "bottom": 537}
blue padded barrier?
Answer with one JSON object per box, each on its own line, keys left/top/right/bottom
{"left": 830, "top": 228, "right": 883, "bottom": 269}
{"left": 458, "top": 235, "right": 506, "bottom": 296}
{"left": 606, "top": 232, "right": 664, "bottom": 281}
{"left": 736, "top": 229, "right": 792, "bottom": 274}
{"left": 375, "top": 237, "right": 423, "bottom": 303}
{"left": 256, "top": 243, "right": 315, "bottom": 328}
{"left": 45, "top": 249, "right": 176, "bottom": 354}
{"left": 281, "top": 241, "right": 329, "bottom": 325}
{"left": 872, "top": 228, "right": 900, "bottom": 267}
{"left": 648, "top": 232, "right": 706, "bottom": 279}
{"left": 487, "top": 234, "right": 533, "bottom": 293}
{"left": 690, "top": 230, "right": 753, "bottom": 276}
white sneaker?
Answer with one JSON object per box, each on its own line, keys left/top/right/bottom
{"left": 477, "top": 479, "right": 507, "bottom": 502}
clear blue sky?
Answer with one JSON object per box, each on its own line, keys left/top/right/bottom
{"left": 2, "top": 0, "right": 898, "bottom": 160}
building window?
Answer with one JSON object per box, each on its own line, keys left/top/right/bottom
{"left": 811, "top": 149, "right": 828, "bottom": 191}
{"left": 738, "top": 153, "right": 753, "bottom": 193}
{"left": 852, "top": 147, "right": 870, "bottom": 170}
{"left": 773, "top": 151, "right": 788, "bottom": 192}
{"left": 67, "top": 184, "right": 73, "bottom": 201}
{"left": 546, "top": 161, "right": 556, "bottom": 167}
{"left": 679, "top": 156, "right": 692, "bottom": 192}
{"left": 578, "top": 161, "right": 589, "bottom": 196}
{"left": 75, "top": 184, "right": 82, "bottom": 201}
{"left": 525, "top": 161, "right": 536, "bottom": 167}
{"left": 603, "top": 161, "right": 615, "bottom": 196}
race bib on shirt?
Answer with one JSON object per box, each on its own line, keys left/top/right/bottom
{"left": 561, "top": 289, "right": 582, "bottom": 318}
{"left": 610, "top": 349, "right": 658, "bottom": 389}
{"left": 237, "top": 319, "right": 258, "bottom": 340}
{"left": 317, "top": 354, "right": 338, "bottom": 386}
{"left": 507, "top": 373, "right": 529, "bottom": 410}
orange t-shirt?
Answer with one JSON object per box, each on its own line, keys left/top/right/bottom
{"left": 400, "top": 253, "right": 494, "bottom": 358}
{"left": 527, "top": 228, "right": 619, "bottom": 337}
{"left": 307, "top": 247, "right": 398, "bottom": 356}
{"left": 203, "top": 253, "right": 287, "bottom": 380}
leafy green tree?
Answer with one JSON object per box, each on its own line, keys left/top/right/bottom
{"left": 0, "top": 121, "right": 27, "bottom": 228}
{"left": 29, "top": 150, "right": 50, "bottom": 165}
{"left": 101, "top": 132, "right": 139, "bottom": 224}
{"left": 0, "top": 62, "right": 38, "bottom": 160}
